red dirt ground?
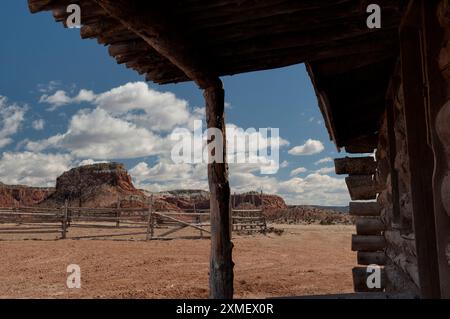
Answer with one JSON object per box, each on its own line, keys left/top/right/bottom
{"left": 0, "top": 225, "right": 356, "bottom": 298}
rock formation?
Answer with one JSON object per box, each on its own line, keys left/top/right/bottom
{"left": 0, "top": 182, "right": 54, "bottom": 207}
{"left": 39, "top": 162, "right": 147, "bottom": 208}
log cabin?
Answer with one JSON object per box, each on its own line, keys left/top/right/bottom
{"left": 27, "top": 0, "right": 450, "bottom": 298}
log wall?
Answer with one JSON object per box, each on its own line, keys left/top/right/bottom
{"left": 377, "top": 85, "right": 420, "bottom": 295}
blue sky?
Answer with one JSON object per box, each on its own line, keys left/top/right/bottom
{"left": 0, "top": 1, "right": 351, "bottom": 205}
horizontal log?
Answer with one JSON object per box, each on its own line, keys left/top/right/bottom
{"left": 356, "top": 218, "right": 385, "bottom": 235}
{"left": 345, "top": 176, "right": 380, "bottom": 200}
{"left": 233, "top": 223, "right": 266, "bottom": 227}
{"left": 357, "top": 251, "right": 386, "bottom": 266}
{"left": 0, "top": 212, "right": 61, "bottom": 217}
{"left": 70, "top": 231, "right": 149, "bottom": 239}
{"left": 349, "top": 202, "right": 381, "bottom": 216}
{"left": 352, "top": 267, "right": 386, "bottom": 292}
{"left": 334, "top": 157, "right": 377, "bottom": 175}
{"left": 0, "top": 226, "right": 61, "bottom": 231}
{"left": 0, "top": 230, "right": 62, "bottom": 234}
{"left": 352, "top": 235, "right": 386, "bottom": 251}
{"left": 69, "top": 224, "right": 146, "bottom": 229}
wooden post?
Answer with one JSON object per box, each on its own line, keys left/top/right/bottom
{"left": 232, "top": 192, "right": 236, "bottom": 233}
{"left": 194, "top": 201, "right": 203, "bottom": 238}
{"left": 205, "top": 80, "right": 233, "bottom": 299}
{"left": 146, "top": 195, "right": 154, "bottom": 241}
{"left": 233, "top": 192, "right": 236, "bottom": 209}
{"left": 261, "top": 190, "right": 267, "bottom": 231}
{"left": 424, "top": 0, "right": 450, "bottom": 297}
{"left": 260, "top": 189, "right": 263, "bottom": 208}
{"left": 61, "top": 199, "right": 68, "bottom": 239}
{"left": 400, "top": 2, "right": 441, "bottom": 298}
{"left": 116, "top": 201, "right": 120, "bottom": 228}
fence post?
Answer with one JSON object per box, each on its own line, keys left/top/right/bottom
{"left": 194, "top": 201, "right": 203, "bottom": 238}
{"left": 61, "top": 199, "right": 68, "bottom": 239}
{"left": 116, "top": 201, "right": 120, "bottom": 228}
{"left": 260, "top": 189, "right": 263, "bottom": 208}
{"left": 260, "top": 190, "right": 267, "bottom": 232}
{"left": 146, "top": 195, "right": 154, "bottom": 240}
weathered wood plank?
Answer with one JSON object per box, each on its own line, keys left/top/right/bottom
{"left": 334, "top": 157, "right": 377, "bottom": 175}
{"left": 349, "top": 202, "right": 381, "bottom": 216}
{"left": 352, "top": 235, "right": 386, "bottom": 252}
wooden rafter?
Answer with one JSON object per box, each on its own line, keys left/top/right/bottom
{"left": 94, "top": 0, "right": 219, "bottom": 89}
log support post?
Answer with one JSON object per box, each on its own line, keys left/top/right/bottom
{"left": 426, "top": 0, "right": 450, "bottom": 297}
{"left": 204, "top": 80, "right": 234, "bottom": 299}
{"left": 400, "top": 1, "right": 441, "bottom": 298}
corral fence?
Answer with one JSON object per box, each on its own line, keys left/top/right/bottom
{"left": 0, "top": 194, "right": 267, "bottom": 240}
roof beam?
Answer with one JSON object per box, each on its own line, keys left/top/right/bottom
{"left": 94, "top": 0, "right": 219, "bottom": 89}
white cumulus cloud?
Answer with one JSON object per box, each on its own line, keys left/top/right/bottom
{"left": 315, "top": 157, "right": 333, "bottom": 165}
{"left": 32, "top": 119, "right": 45, "bottom": 130}
{"left": 0, "top": 95, "right": 27, "bottom": 148}
{"left": 290, "top": 167, "right": 307, "bottom": 176}
{"left": 26, "top": 108, "right": 167, "bottom": 159}
{"left": 40, "top": 89, "right": 96, "bottom": 111}
{"left": 288, "top": 139, "right": 324, "bottom": 156}
{"left": 0, "top": 151, "right": 73, "bottom": 187}
{"left": 314, "top": 166, "right": 335, "bottom": 174}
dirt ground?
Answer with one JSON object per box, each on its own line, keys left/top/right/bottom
{"left": 0, "top": 224, "right": 356, "bottom": 298}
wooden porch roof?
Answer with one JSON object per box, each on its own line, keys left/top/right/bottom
{"left": 28, "top": 0, "right": 408, "bottom": 151}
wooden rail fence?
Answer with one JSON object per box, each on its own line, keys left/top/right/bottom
{"left": 0, "top": 200, "right": 267, "bottom": 240}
